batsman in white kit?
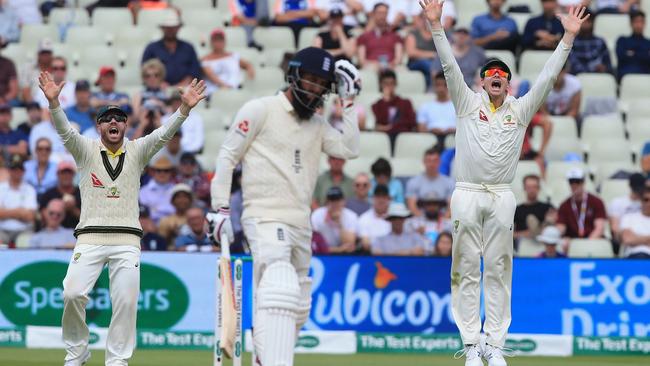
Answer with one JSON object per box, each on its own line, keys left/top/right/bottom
{"left": 207, "top": 47, "right": 361, "bottom": 366}
{"left": 419, "top": 1, "right": 589, "bottom": 365}
{"left": 38, "top": 72, "right": 206, "bottom": 366}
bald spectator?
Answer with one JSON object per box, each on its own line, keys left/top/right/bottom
{"left": 405, "top": 147, "right": 455, "bottom": 216}
{"left": 357, "top": 2, "right": 403, "bottom": 70}
{"left": 38, "top": 160, "right": 81, "bottom": 229}
{"left": 175, "top": 207, "right": 214, "bottom": 252}
{"left": 312, "top": 156, "right": 354, "bottom": 208}
{"left": 371, "top": 203, "right": 426, "bottom": 256}
{"left": 471, "top": 0, "right": 519, "bottom": 53}
{"left": 29, "top": 199, "right": 75, "bottom": 249}
{"left": 346, "top": 172, "right": 372, "bottom": 215}
{"left": 0, "top": 155, "right": 37, "bottom": 244}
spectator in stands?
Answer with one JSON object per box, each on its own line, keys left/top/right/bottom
{"left": 358, "top": 184, "right": 391, "bottom": 251}
{"left": 593, "top": 0, "right": 640, "bottom": 14}
{"left": 470, "top": 0, "right": 519, "bottom": 53}
{"left": 317, "top": 0, "right": 363, "bottom": 27}
{"left": 176, "top": 152, "right": 211, "bottom": 208}
{"left": 535, "top": 226, "right": 566, "bottom": 258}
{"left": 35, "top": 56, "right": 76, "bottom": 111}
{"left": 313, "top": 8, "right": 356, "bottom": 62}
{"left": 16, "top": 102, "right": 41, "bottom": 137}
{"left": 557, "top": 168, "right": 607, "bottom": 241}
{"left": 23, "top": 137, "right": 57, "bottom": 196}
{"left": 162, "top": 90, "right": 203, "bottom": 154}
{"left": 357, "top": 3, "right": 403, "bottom": 70}
{"left": 141, "top": 13, "right": 202, "bottom": 86}
{"left": 175, "top": 206, "right": 214, "bottom": 252}
{"left": 39, "top": 0, "right": 65, "bottom": 17}
{"left": 0, "top": 154, "right": 36, "bottom": 244}
{"left": 90, "top": 66, "right": 131, "bottom": 112}
{"left": 520, "top": 111, "right": 552, "bottom": 174}
{"left": 6, "top": 0, "right": 42, "bottom": 25}
{"left": 310, "top": 186, "right": 358, "bottom": 253}
{"left": 158, "top": 183, "right": 193, "bottom": 245}
{"left": 272, "top": 0, "right": 320, "bottom": 48}
{"left": 0, "top": 103, "right": 28, "bottom": 158}
{"left": 514, "top": 175, "right": 554, "bottom": 242}
{"left": 522, "top": 0, "right": 564, "bottom": 50}
{"left": 228, "top": 0, "right": 264, "bottom": 50}
{"left": 140, "top": 156, "right": 176, "bottom": 224}
{"left": 19, "top": 39, "right": 53, "bottom": 105}
{"left": 132, "top": 59, "right": 168, "bottom": 125}
{"left": 370, "top": 157, "right": 404, "bottom": 204}
{"left": 616, "top": 11, "right": 650, "bottom": 79}
{"left": 417, "top": 73, "right": 456, "bottom": 144}
{"left": 0, "top": 48, "right": 18, "bottom": 104}
{"left": 609, "top": 173, "right": 645, "bottom": 242}
{"left": 407, "top": 191, "right": 452, "bottom": 254}
{"left": 405, "top": 13, "right": 437, "bottom": 90}
{"left": 139, "top": 205, "right": 167, "bottom": 251}
{"left": 620, "top": 186, "right": 650, "bottom": 258}
{"left": 346, "top": 172, "right": 372, "bottom": 215}
{"left": 0, "top": 0, "right": 20, "bottom": 48}
{"left": 405, "top": 147, "right": 455, "bottom": 216}
{"left": 64, "top": 80, "right": 95, "bottom": 133}
{"left": 433, "top": 231, "right": 453, "bottom": 256}
{"left": 328, "top": 96, "right": 367, "bottom": 130}
{"left": 39, "top": 160, "right": 81, "bottom": 229}
{"left": 153, "top": 131, "right": 183, "bottom": 167}
{"left": 371, "top": 70, "right": 417, "bottom": 145}
{"left": 432, "top": 27, "right": 486, "bottom": 87}
{"left": 313, "top": 156, "right": 354, "bottom": 208}
{"left": 201, "top": 28, "right": 255, "bottom": 96}
{"left": 439, "top": 146, "right": 455, "bottom": 177}
{"left": 642, "top": 142, "right": 650, "bottom": 179}
{"left": 568, "top": 10, "right": 614, "bottom": 74}
{"left": 543, "top": 63, "right": 581, "bottom": 119}
{"left": 371, "top": 203, "right": 426, "bottom": 256}
{"left": 311, "top": 231, "right": 329, "bottom": 254}
{"left": 29, "top": 198, "right": 75, "bottom": 248}
{"left": 28, "top": 109, "right": 67, "bottom": 160}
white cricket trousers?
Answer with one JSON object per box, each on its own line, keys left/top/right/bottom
{"left": 450, "top": 183, "right": 515, "bottom": 348}
{"left": 62, "top": 244, "right": 140, "bottom": 366}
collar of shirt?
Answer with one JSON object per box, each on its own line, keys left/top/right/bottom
{"left": 100, "top": 142, "right": 126, "bottom": 158}
{"left": 480, "top": 89, "right": 513, "bottom": 113}
{"left": 278, "top": 91, "right": 294, "bottom": 112}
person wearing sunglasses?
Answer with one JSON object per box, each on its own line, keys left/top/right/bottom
{"left": 38, "top": 70, "right": 206, "bottom": 366}
{"left": 420, "top": 1, "right": 590, "bottom": 365}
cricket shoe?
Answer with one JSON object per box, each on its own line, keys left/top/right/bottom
{"left": 483, "top": 344, "right": 509, "bottom": 366}
{"left": 453, "top": 344, "right": 483, "bottom": 366}
{"left": 64, "top": 350, "right": 90, "bottom": 366}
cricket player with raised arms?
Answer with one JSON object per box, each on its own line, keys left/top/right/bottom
{"left": 207, "top": 47, "right": 361, "bottom": 366}
{"left": 418, "top": 0, "right": 589, "bottom": 365}
{"left": 38, "top": 71, "right": 206, "bottom": 366}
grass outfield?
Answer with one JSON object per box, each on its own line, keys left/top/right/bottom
{"left": 0, "top": 349, "right": 648, "bottom": 366}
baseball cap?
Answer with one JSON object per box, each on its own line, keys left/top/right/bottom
{"left": 57, "top": 160, "right": 77, "bottom": 173}
{"left": 170, "top": 183, "right": 193, "bottom": 199}
{"left": 25, "top": 101, "right": 40, "bottom": 110}
{"left": 374, "top": 184, "right": 390, "bottom": 197}
{"left": 454, "top": 27, "right": 470, "bottom": 34}
{"left": 418, "top": 191, "right": 446, "bottom": 204}
{"left": 629, "top": 173, "right": 646, "bottom": 195}
{"left": 159, "top": 13, "right": 182, "bottom": 28}
{"left": 180, "top": 152, "right": 197, "bottom": 165}
{"left": 95, "top": 66, "right": 115, "bottom": 85}
{"left": 326, "top": 186, "right": 345, "bottom": 201}
{"left": 38, "top": 38, "right": 54, "bottom": 53}
{"left": 386, "top": 203, "right": 411, "bottom": 220}
{"left": 75, "top": 80, "right": 91, "bottom": 91}
{"left": 480, "top": 58, "right": 512, "bottom": 81}
{"left": 211, "top": 28, "right": 225, "bottom": 39}
{"left": 566, "top": 168, "right": 585, "bottom": 181}
{"left": 96, "top": 105, "right": 127, "bottom": 122}
{"left": 7, "top": 154, "right": 25, "bottom": 170}
{"left": 642, "top": 142, "right": 650, "bottom": 157}
{"left": 330, "top": 8, "right": 344, "bottom": 18}
{"left": 536, "top": 226, "right": 562, "bottom": 245}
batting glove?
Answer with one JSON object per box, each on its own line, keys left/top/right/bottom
{"left": 206, "top": 207, "right": 234, "bottom": 246}
{"left": 335, "top": 60, "right": 361, "bottom": 99}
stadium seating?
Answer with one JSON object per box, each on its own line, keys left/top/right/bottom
{"left": 592, "top": 161, "right": 636, "bottom": 185}
{"left": 48, "top": 8, "right": 91, "bottom": 26}
{"left": 91, "top": 7, "right": 133, "bottom": 28}
{"left": 20, "top": 24, "right": 58, "bottom": 45}
{"left": 594, "top": 13, "right": 631, "bottom": 49}
{"left": 344, "top": 157, "right": 374, "bottom": 177}
{"left": 455, "top": 0, "right": 488, "bottom": 28}
{"left": 620, "top": 74, "right": 650, "bottom": 106}
{"left": 568, "top": 239, "right": 615, "bottom": 258}
{"left": 576, "top": 73, "right": 618, "bottom": 114}
{"left": 66, "top": 26, "right": 111, "bottom": 47}
{"left": 548, "top": 115, "right": 578, "bottom": 141}
{"left": 223, "top": 27, "right": 248, "bottom": 49}
{"left": 359, "top": 131, "right": 391, "bottom": 160}
{"left": 391, "top": 158, "right": 423, "bottom": 178}
{"left": 298, "top": 28, "right": 321, "bottom": 50}
{"left": 600, "top": 179, "right": 631, "bottom": 206}
{"left": 580, "top": 114, "right": 626, "bottom": 142}
{"left": 517, "top": 238, "right": 543, "bottom": 258}
{"left": 396, "top": 71, "right": 428, "bottom": 95}
{"left": 586, "top": 139, "right": 633, "bottom": 165}
{"left": 519, "top": 50, "right": 553, "bottom": 80}
{"left": 545, "top": 136, "right": 583, "bottom": 161}
{"left": 393, "top": 133, "right": 437, "bottom": 160}
{"left": 137, "top": 8, "right": 178, "bottom": 28}
{"left": 253, "top": 27, "right": 296, "bottom": 52}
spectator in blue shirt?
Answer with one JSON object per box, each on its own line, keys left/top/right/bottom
{"left": 272, "top": 0, "right": 320, "bottom": 47}
{"left": 0, "top": 1, "right": 20, "bottom": 48}
{"left": 616, "top": 11, "right": 650, "bottom": 78}
{"left": 64, "top": 80, "right": 95, "bottom": 133}
{"left": 522, "top": 0, "right": 564, "bottom": 50}
{"left": 0, "top": 103, "right": 27, "bottom": 158}
{"left": 568, "top": 9, "right": 614, "bottom": 74}
{"left": 23, "top": 137, "right": 58, "bottom": 196}
{"left": 91, "top": 66, "right": 131, "bottom": 113}
{"left": 141, "top": 13, "right": 202, "bottom": 86}
{"left": 471, "top": 0, "right": 519, "bottom": 53}
{"left": 229, "top": 0, "right": 265, "bottom": 50}
{"left": 369, "top": 157, "right": 405, "bottom": 204}
{"left": 175, "top": 207, "right": 214, "bottom": 252}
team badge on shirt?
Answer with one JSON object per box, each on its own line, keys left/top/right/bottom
{"left": 236, "top": 120, "right": 249, "bottom": 137}
{"left": 106, "top": 186, "right": 121, "bottom": 199}
{"left": 504, "top": 115, "right": 515, "bottom": 126}
{"left": 479, "top": 110, "right": 488, "bottom": 122}
{"left": 91, "top": 173, "right": 105, "bottom": 188}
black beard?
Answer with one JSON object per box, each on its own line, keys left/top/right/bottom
{"left": 425, "top": 211, "right": 439, "bottom": 220}
{"left": 290, "top": 89, "right": 319, "bottom": 120}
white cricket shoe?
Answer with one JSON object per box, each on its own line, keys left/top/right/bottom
{"left": 483, "top": 344, "right": 508, "bottom": 366}
{"left": 454, "top": 344, "right": 483, "bottom": 366}
{"left": 64, "top": 350, "right": 90, "bottom": 366}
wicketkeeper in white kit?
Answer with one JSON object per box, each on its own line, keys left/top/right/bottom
{"left": 419, "top": 1, "right": 589, "bottom": 365}
{"left": 38, "top": 72, "right": 206, "bottom": 366}
{"left": 207, "top": 47, "right": 361, "bottom": 366}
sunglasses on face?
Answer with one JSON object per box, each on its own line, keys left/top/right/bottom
{"left": 355, "top": 182, "right": 369, "bottom": 187}
{"left": 97, "top": 114, "right": 127, "bottom": 123}
{"left": 154, "top": 168, "right": 172, "bottom": 173}
{"left": 484, "top": 68, "right": 509, "bottom": 79}
{"left": 144, "top": 73, "right": 160, "bottom": 79}
{"left": 48, "top": 211, "right": 63, "bottom": 217}
{"left": 568, "top": 179, "right": 584, "bottom": 185}
{"left": 37, "top": 146, "right": 51, "bottom": 152}
{"left": 52, "top": 66, "right": 66, "bottom": 71}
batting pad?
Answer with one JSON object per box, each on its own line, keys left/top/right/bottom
{"left": 295, "top": 276, "right": 312, "bottom": 338}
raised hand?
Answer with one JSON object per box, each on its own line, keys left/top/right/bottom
{"left": 419, "top": 0, "right": 445, "bottom": 27}
{"left": 557, "top": 6, "right": 589, "bottom": 36}
{"left": 179, "top": 78, "right": 207, "bottom": 113}
{"left": 38, "top": 71, "right": 64, "bottom": 105}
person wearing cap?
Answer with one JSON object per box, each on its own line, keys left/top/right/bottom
{"left": 207, "top": 47, "right": 360, "bottom": 366}
{"left": 406, "top": 147, "right": 455, "bottom": 216}
{"left": 19, "top": 38, "right": 53, "bottom": 105}
{"left": 141, "top": 12, "right": 202, "bottom": 86}
{"left": 522, "top": 0, "right": 565, "bottom": 50}
{"left": 535, "top": 225, "right": 566, "bottom": 258}
{"left": 420, "top": 1, "right": 590, "bottom": 364}
{"left": 310, "top": 186, "right": 358, "bottom": 253}
{"left": 23, "top": 137, "right": 58, "bottom": 195}
{"left": 158, "top": 183, "right": 193, "bottom": 245}
{"left": 140, "top": 156, "right": 177, "bottom": 224}
{"left": 371, "top": 202, "right": 427, "bottom": 256}
{"left": 557, "top": 168, "right": 607, "bottom": 242}
{"left": 312, "top": 155, "right": 354, "bottom": 208}
{"left": 608, "top": 173, "right": 646, "bottom": 245}
{"left": 35, "top": 56, "right": 76, "bottom": 111}
{"left": 358, "top": 184, "right": 392, "bottom": 252}
{"left": 407, "top": 190, "right": 453, "bottom": 253}
{"left": 64, "top": 80, "right": 95, "bottom": 133}
{"left": 138, "top": 204, "right": 168, "bottom": 251}
{"left": 161, "top": 89, "right": 203, "bottom": 154}
{"left": 38, "top": 160, "right": 82, "bottom": 229}
{"left": 0, "top": 154, "right": 37, "bottom": 244}
{"left": 432, "top": 27, "right": 487, "bottom": 87}
{"left": 174, "top": 206, "right": 215, "bottom": 252}
{"left": 38, "top": 68, "right": 206, "bottom": 365}
{"left": 201, "top": 28, "right": 255, "bottom": 96}
{"left": 0, "top": 102, "right": 28, "bottom": 157}
{"left": 15, "top": 101, "right": 42, "bottom": 137}
{"left": 29, "top": 198, "right": 76, "bottom": 249}
{"left": 470, "top": 0, "right": 519, "bottom": 53}
{"left": 91, "top": 66, "right": 131, "bottom": 111}
{"left": 357, "top": 3, "right": 403, "bottom": 70}
{"left": 313, "top": 8, "right": 356, "bottom": 62}
{"left": 620, "top": 186, "right": 650, "bottom": 258}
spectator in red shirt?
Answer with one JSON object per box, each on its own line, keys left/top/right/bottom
{"left": 371, "top": 69, "right": 416, "bottom": 149}
{"left": 357, "top": 2, "right": 403, "bottom": 70}
{"left": 557, "top": 168, "right": 607, "bottom": 244}
{"left": 520, "top": 111, "right": 552, "bottom": 176}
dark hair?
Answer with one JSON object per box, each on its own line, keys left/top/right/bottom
{"left": 433, "top": 72, "right": 446, "bottom": 82}
{"left": 371, "top": 157, "right": 392, "bottom": 177}
{"left": 434, "top": 231, "right": 453, "bottom": 256}
{"left": 424, "top": 146, "right": 442, "bottom": 157}
{"left": 378, "top": 69, "right": 396, "bottom": 92}
{"left": 523, "top": 174, "right": 541, "bottom": 185}
{"left": 373, "top": 2, "right": 389, "bottom": 11}
{"left": 630, "top": 10, "right": 645, "bottom": 22}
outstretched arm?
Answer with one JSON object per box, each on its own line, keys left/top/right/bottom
{"left": 420, "top": 0, "right": 475, "bottom": 116}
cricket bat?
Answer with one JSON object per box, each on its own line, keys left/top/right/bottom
{"left": 219, "top": 232, "right": 237, "bottom": 359}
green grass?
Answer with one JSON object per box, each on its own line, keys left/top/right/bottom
{"left": 0, "top": 349, "right": 648, "bottom": 366}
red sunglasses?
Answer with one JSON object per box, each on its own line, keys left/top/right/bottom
{"left": 484, "top": 68, "right": 509, "bottom": 79}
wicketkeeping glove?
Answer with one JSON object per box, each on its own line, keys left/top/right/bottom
{"left": 334, "top": 60, "right": 361, "bottom": 99}
{"left": 206, "top": 207, "right": 234, "bottom": 246}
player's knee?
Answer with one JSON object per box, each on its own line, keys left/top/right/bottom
{"left": 62, "top": 286, "right": 87, "bottom": 303}
{"left": 257, "top": 261, "right": 300, "bottom": 314}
